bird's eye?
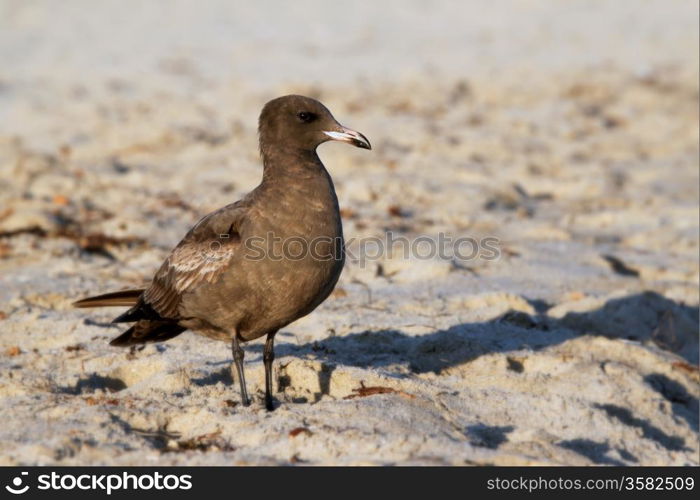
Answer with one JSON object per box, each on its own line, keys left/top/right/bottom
{"left": 297, "top": 111, "right": 316, "bottom": 123}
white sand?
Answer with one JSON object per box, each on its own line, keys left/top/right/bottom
{"left": 0, "top": 0, "right": 698, "bottom": 465}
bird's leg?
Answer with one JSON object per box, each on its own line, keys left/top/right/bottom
{"left": 231, "top": 334, "right": 250, "bottom": 406}
{"left": 263, "top": 331, "right": 277, "bottom": 411}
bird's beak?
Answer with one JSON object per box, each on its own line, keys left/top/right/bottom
{"left": 324, "top": 126, "right": 371, "bottom": 150}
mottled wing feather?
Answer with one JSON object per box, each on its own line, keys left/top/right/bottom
{"left": 143, "top": 202, "right": 247, "bottom": 318}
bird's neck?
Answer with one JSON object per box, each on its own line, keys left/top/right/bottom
{"left": 257, "top": 146, "right": 339, "bottom": 215}
{"left": 260, "top": 147, "right": 326, "bottom": 181}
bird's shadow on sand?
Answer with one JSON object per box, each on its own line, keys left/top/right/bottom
{"left": 269, "top": 289, "right": 697, "bottom": 372}
{"left": 245, "top": 290, "right": 698, "bottom": 458}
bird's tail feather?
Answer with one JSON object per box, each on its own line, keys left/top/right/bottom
{"left": 74, "top": 289, "right": 185, "bottom": 347}
{"left": 109, "top": 321, "right": 186, "bottom": 347}
{"left": 73, "top": 289, "right": 145, "bottom": 308}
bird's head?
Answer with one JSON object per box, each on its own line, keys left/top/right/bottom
{"left": 258, "top": 95, "right": 371, "bottom": 154}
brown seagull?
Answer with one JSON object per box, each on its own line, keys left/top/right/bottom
{"left": 74, "top": 95, "right": 371, "bottom": 411}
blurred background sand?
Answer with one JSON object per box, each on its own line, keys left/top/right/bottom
{"left": 0, "top": 0, "right": 698, "bottom": 465}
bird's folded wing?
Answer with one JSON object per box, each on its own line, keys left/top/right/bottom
{"left": 143, "top": 202, "right": 247, "bottom": 318}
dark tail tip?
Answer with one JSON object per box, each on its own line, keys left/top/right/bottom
{"left": 109, "top": 335, "right": 134, "bottom": 347}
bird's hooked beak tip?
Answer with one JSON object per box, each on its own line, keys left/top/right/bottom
{"left": 324, "top": 127, "right": 371, "bottom": 150}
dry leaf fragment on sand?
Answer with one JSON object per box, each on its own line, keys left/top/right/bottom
{"left": 344, "top": 382, "right": 415, "bottom": 400}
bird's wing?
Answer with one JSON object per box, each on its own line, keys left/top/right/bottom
{"left": 143, "top": 201, "right": 248, "bottom": 318}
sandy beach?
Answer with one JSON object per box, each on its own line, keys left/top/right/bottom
{"left": 0, "top": 0, "right": 698, "bottom": 465}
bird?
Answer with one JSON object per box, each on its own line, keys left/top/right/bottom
{"left": 74, "top": 95, "right": 371, "bottom": 411}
